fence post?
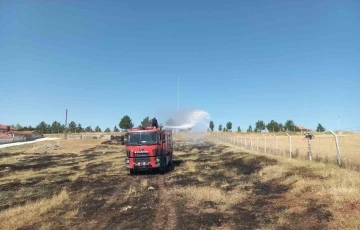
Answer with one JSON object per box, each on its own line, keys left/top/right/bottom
{"left": 329, "top": 130, "right": 342, "bottom": 167}
{"left": 256, "top": 136, "right": 259, "bottom": 152}
{"left": 271, "top": 134, "right": 278, "bottom": 154}
{"left": 286, "top": 133, "right": 292, "bottom": 158}
{"left": 263, "top": 135, "right": 267, "bottom": 153}
{"left": 241, "top": 137, "right": 243, "bottom": 147}
{"left": 250, "top": 137, "right": 253, "bottom": 150}
{"left": 308, "top": 138, "right": 312, "bottom": 161}
{"left": 304, "top": 133, "right": 314, "bottom": 161}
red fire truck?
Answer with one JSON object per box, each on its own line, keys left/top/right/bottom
{"left": 125, "top": 126, "right": 173, "bottom": 174}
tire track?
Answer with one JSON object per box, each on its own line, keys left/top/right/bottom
{"left": 151, "top": 173, "right": 177, "bottom": 230}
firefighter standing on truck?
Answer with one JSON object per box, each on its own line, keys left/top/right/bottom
{"left": 151, "top": 117, "right": 158, "bottom": 129}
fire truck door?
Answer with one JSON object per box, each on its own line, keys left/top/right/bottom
{"left": 165, "top": 133, "right": 168, "bottom": 153}
{"left": 166, "top": 133, "right": 173, "bottom": 152}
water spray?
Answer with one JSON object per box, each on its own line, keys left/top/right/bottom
{"left": 163, "top": 109, "right": 210, "bottom": 130}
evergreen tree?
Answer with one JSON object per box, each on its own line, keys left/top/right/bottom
{"left": 209, "top": 121, "right": 214, "bottom": 131}
{"left": 119, "top": 115, "right": 134, "bottom": 130}
{"left": 113, "top": 125, "right": 120, "bottom": 132}
{"left": 316, "top": 123, "right": 325, "bottom": 132}
{"left": 140, "top": 116, "right": 152, "bottom": 128}
{"left": 247, "top": 125, "right": 253, "bottom": 132}
{"left": 255, "top": 120, "right": 266, "bottom": 132}
{"left": 226, "top": 121, "right": 232, "bottom": 131}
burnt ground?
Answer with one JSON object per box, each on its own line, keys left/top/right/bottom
{"left": 0, "top": 137, "right": 336, "bottom": 230}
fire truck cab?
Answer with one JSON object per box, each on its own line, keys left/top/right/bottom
{"left": 125, "top": 126, "right": 173, "bottom": 174}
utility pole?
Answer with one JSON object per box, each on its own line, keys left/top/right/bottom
{"left": 64, "top": 109, "right": 68, "bottom": 139}
{"left": 177, "top": 76, "right": 180, "bottom": 112}
{"left": 338, "top": 116, "right": 341, "bottom": 131}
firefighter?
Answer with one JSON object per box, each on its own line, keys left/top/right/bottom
{"left": 151, "top": 117, "right": 159, "bottom": 129}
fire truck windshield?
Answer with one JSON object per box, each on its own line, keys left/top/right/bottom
{"left": 127, "top": 132, "right": 158, "bottom": 145}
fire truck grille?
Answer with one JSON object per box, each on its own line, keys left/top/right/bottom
{"left": 134, "top": 153, "right": 149, "bottom": 163}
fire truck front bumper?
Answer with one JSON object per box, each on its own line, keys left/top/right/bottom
{"left": 126, "top": 156, "right": 161, "bottom": 170}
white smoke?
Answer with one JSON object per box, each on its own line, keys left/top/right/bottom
{"left": 163, "top": 109, "right": 210, "bottom": 130}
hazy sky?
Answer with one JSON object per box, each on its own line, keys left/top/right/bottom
{"left": 1, "top": 0, "right": 359, "bottom": 131}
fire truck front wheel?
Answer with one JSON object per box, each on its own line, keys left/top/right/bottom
{"left": 168, "top": 152, "right": 173, "bottom": 166}
{"left": 160, "top": 154, "right": 167, "bottom": 174}
{"left": 129, "top": 169, "right": 135, "bottom": 175}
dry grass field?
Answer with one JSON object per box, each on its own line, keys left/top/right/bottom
{"left": 214, "top": 132, "right": 360, "bottom": 170}
{"left": 0, "top": 133, "right": 360, "bottom": 229}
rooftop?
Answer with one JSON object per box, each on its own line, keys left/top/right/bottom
{"left": 0, "top": 124, "right": 17, "bottom": 131}
{"left": 0, "top": 133, "right": 12, "bottom": 139}
{"left": 297, "top": 125, "right": 312, "bottom": 131}
{"left": 12, "top": 131, "right": 38, "bottom": 135}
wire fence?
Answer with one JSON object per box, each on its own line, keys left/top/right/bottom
{"left": 210, "top": 131, "right": 360, "bottom": 172}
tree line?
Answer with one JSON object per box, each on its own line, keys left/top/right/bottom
{"left": 208, "top": 120, "right": 326, "bottom": 133}
{"left": 11, "top": 115, "right": 326, "bottom": 135}
{"left": 8, "top": 114, "right": 187, "bottom": 135}
{"left": 9, "top": 116, "right": 131, "bottom": 134}
{"left": 9, "top": 121, "right": 119, "bottom": 134}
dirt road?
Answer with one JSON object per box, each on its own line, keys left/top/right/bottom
{"left": 0, "top": 136, "right": 339, "bottom": 229}
{"left": 0, "top": 137, "right": 60, "bottom": 149}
